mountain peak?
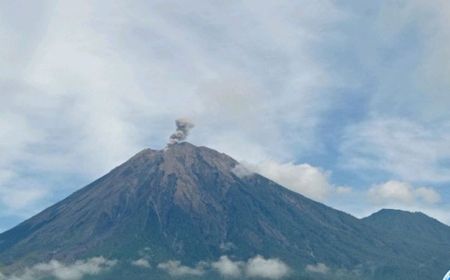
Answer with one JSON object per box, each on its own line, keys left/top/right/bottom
{"left": 365, "top": 208, "right": 433, "bottom": 222}
{"left": 124, "top": 142, "right": 237, "bottom": 176}
{"left": 128, "top": 141, "right": 198, "bottom": 159}
{"left": 370, "top": 208, "right": 423, "bottom": 216}
{"left": 156, "top": 142, "right": 238, "bottom": 179}
{"left": 165, "top": 141, "right": 197, "bottom": 150}
{"left": 363, "top": 208, "right": 450, "bottom": 243}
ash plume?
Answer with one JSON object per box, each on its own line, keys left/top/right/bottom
{"left": 169, "top": 118, "right": 195, "bottom": 144}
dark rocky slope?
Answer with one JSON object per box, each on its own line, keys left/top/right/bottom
{"left": 1, "top": 143, "right": 449, "bottom": 279}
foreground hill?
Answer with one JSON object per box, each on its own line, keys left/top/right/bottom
{"left": 0, "top": 143, "right": 449, "bottom": 279}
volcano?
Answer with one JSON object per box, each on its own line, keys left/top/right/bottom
{"left": 0, "top": 142, "right": 449, "bottom": 279}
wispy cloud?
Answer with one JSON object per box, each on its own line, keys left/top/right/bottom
{"left": 157, "top": 260, "right": 206, "bottom": 277}
{"left": 233, "top": 161, "right": 350, "bottom": 202}
{"left": 305, "top": 263, "right": 330, "bottom": 274}
{"left": 0, "top": 257, "right": 116, "bottom": 280}
{"left": 341, "top": 119, "right": 450, "bottom": 183}
{"left": 244, "top": 255, "right": 290, "bottom": 279}
{"left": 130, "top": 258, "right": 151, "bottom": 268}
{"left": 211, "top": 256, "right": 243, "bottom": 278}
{"left": 158, "top": 255, "right": 290, "bottom": 279}
{"left": 368, "top": 181, "right": 441, "bottom": 206}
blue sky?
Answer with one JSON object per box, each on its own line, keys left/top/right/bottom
{"left": 1, "top": 0, "right": 450, "bottom": 231}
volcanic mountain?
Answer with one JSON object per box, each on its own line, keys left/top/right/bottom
{"left": 0, "top": 142, "right": 449, "bottom": 279}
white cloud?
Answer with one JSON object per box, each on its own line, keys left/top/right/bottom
{"left": 234, "top": 161, "right": 347, "bottom": 202}
{"left": 231, "top": 164, "right": 255, "bottom": 178}
{"left": 158, "top": 255, "right": 290, "bottom": 279}
{"left": 245, "top": 255, "right": 290, "bottom": 279}
{"left": 305, "top": 263, "right": 330, "bottom": 274}
{"left": 368, "top": 180, "right": 441, "bottom": 206}
{"left": 131, "top": 258, "right": 151, "bottom": 268}
{"left": 0, "top": 257, "right": 116, "bottom": 280}
{"left": 414, "top": 187, "right": 441, "bottom": 204}
{"left": 157, "top": 260, "right": 205, "bottom": 277}
{"left": 211, "top": 256, "right": 243, "bottom": 278}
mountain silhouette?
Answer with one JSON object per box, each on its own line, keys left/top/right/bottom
{"left": 0, "top": 142, "right": 449, "bottom": 279}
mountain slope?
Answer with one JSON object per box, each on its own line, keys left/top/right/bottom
{"left": 0, "top": 143, "right": 449, "bottom": 279}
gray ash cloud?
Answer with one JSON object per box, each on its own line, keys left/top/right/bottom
{"left": 169, "top": 119, "right": 195, "bottom": 144}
